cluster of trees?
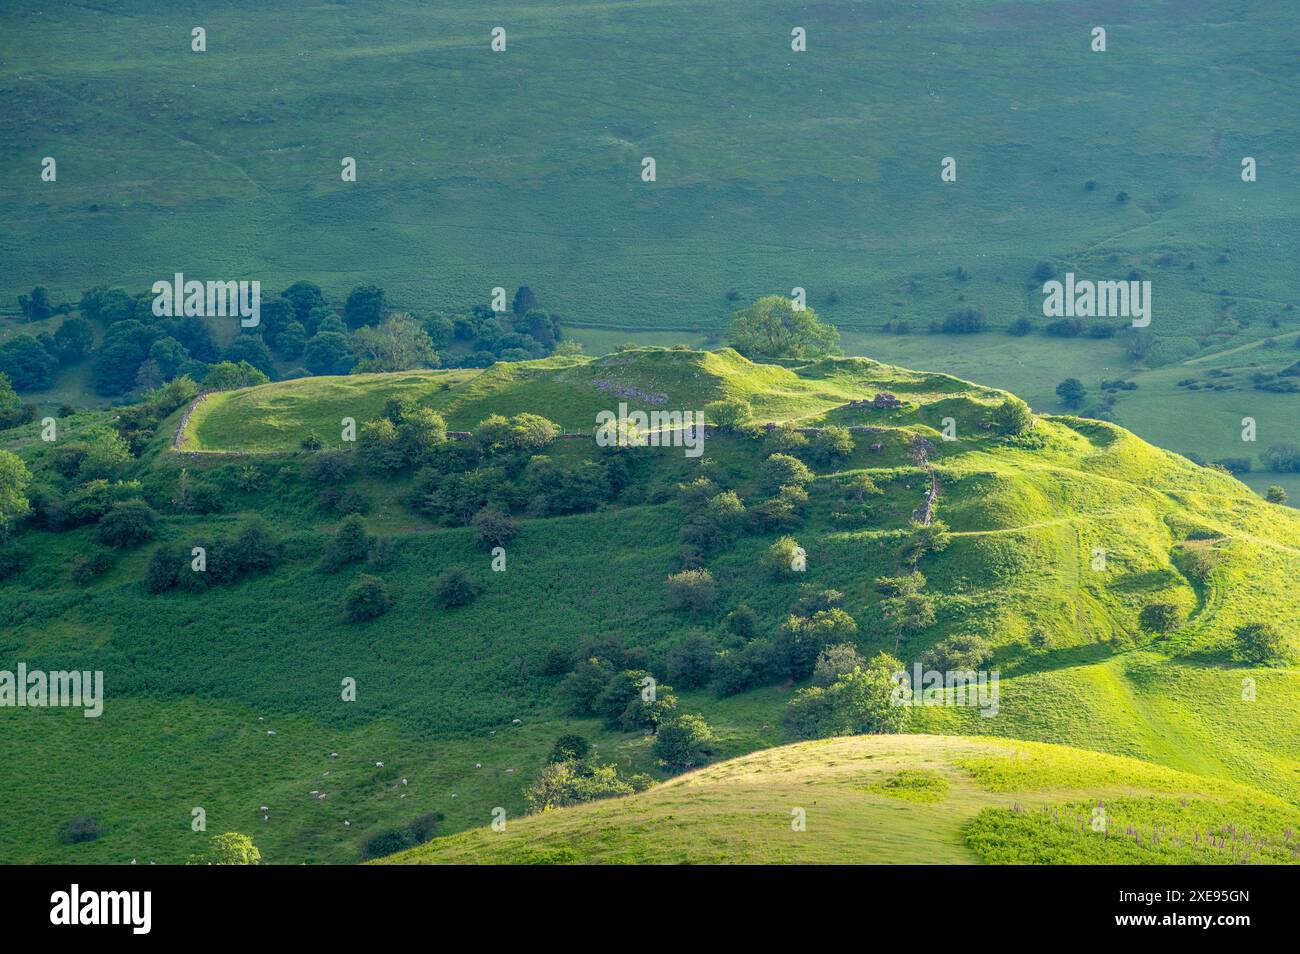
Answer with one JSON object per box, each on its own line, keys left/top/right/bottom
{"left": 525, "top": 735, "right": 655, "bottom": 812}
{"left": 0, "top": 379, "right": 209, "bottom": 583}
{"left": 405, "top": 414, "right": 634, "bottom": 525}
{"left": 2, "top": 281, "right": 570, "bottom": 400}
{"left": 784, "top": 648, "right": 907, "bottom": 739}
{"left": 143, "top": 517, "right": 280, "bottom": 594}
{"left": 540, "top": 638, "right": 718, "bottom": 772}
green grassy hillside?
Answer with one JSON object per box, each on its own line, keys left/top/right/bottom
{"left": 2, "top": 347, "right": 1296, "bottom": 864}
{"left": 384, "top": 735, "right": 1300, "bottom": 864}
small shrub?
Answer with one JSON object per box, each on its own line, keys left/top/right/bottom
{"left": 344, "top": 574, "right": 392, "bottom": 621}
{"left": 435, "top": 567, "right": 479, "bottom": 608}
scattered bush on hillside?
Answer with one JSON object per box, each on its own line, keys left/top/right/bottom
{"left": 0, "top": 541, "right": 29, "bottom": 581}
{"left": 666, "top": 632, "right": 718, "bottom": 689}
{"left": 559, "top": 657, "right": 618, "bottom": 716}
{"left": 813, "top": 643, "right": 867, "bottom": 687}
{"left": 188, "top": 832, "right": 261, "bottom": 865}
{"left": 665, "top": 568, "right": 717, "bottom": 615}
{"left": 748, "top": 483, "right": 809, "bottom": 531}
{"left": 1138, "top": 601, "right": 1186, "bottom": 635}
{"left": 1260, "top": 443, "right": 1300, "bottom": 473}
{"left": 901, "top": 520, "right": 951, "bottom": 564}
{"left": 784, "top": 652, "right": 908, "bottom": 740}
{"left": 710, "top": 640, "right": 774, "bottom": 697}
{"left": 472, "top": 505, "right": 518, "bottom": 549}
{"left": 1234, "top": 623, "right": 1286, "bottom": 665}
{"left": 322, "top": 513, "right": 371, "bottom": 572}
{"left": 992, "top": 397, "right": 1034, "bottom": 436}
{"left": 1265, "top": 485, "right": 1288, "bottom": 505}
{"left": 142, "top": 518, "right": 281, "bottom": 594}
{"left": 724, "top": 603, "right": 759, "bottom": 639}
{"left": 57, "top": 816, "right": 104, "bottom": 844}
{"left": 802, "top": 426, "right": 855, "bottom": 467}
{"left": 760, "top": 453, "right": 814, "bottom": 494}
{"left": 1055, "top": 378, "right": 1087, "bottom": 409}
{"left": 524, "top": 759, "right": 651, "bottom": 813}
{"left": 774, "top": 607, "right": 859, "bottom": 680}
{"left": 540, "top": 645, "right": 572, "bottom": 677}
{"left": 941, "top": 306, "right": 987, "bottom": 334}
{"left": 760, "top": 535, "right": 805, "bottom": 577}
{"left": 434, "top": 567, "right": 479, "bottom": 608}
{"left": 704, "top": 398, "right": 752, "bottom": 430}
{"left": 361, "top": 827, "right": 415, "bottom": 859}
{"left": 652, "top": 714, "right": 716, "bottom": 771}
{"left": 549, "top": 734, "right": 590, "bottom": 763}
{"left": 96, "top": 500, "right": 157, "bottom": 549}
{"left": 920, "top": 634, "right": 993, "bottom": 671}
{"left": 70, "top": 547, "right": 116, "bottom": 585}
{"left": 344, "top": 574, "right": 392, "bottom": 622}
{"left": 1173, "top": 545, "right": 1219, "bottom": 584}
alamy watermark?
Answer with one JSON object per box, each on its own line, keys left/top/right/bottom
{"left": 151, "top": 272, "right": 260, "bottom": 327}
{"left": 595, "top": 403, "right": 704, "bottom": 458}
{"left": 1042, "top": 272, "right": 1150, "bottom": 327}
{"left": 890, "top": 663, "right": 999, "bottom": 717}
{"left": 0, "top": 664, "right": 103, "bottom": 717}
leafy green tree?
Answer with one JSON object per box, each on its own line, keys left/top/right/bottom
{"left": 549, "top": 734, "right": 590, "bottom": 763}
{"left": 0, "top": 450, "right": 32, "bottom": 534}
{"left": 813, "top": 643, "right": 867, "bottom": 687}
{"left": 652, "top": 714, "right": 716, "bottom": 771}
{"left": 1055, "top": 378, "right": 1087, "bottom": 408}
{"left": 18, "top": 286, "right": 54, "bottom": 322}
{"left": 147, "top": 336, "right": 188, "bottom": 378}
{"left": 222, "top": 335, "right": 276, "bottom": 378}
{"left": 472, "top": 506, "right": 517, "bottom": 549}
{"left": 922, "top": 634, "right": 993, "bottom": 671}
{"left": 1260, "top": 443, "right": 1300, "bottom": 473}
{"left": 343, "top": 285, "right": 387, "bottom": 329}
{"left": 665, "top": 568, "right": 717, "bottom": 614}
{"left": 785, "top": 652, "right": 908, "bottom": 739}
{"left": 559, "top": 657, "right": 616, "bottom": 715}
{"left": 804, "top": 426, "right": 855, "bottom": 467}
{"left": 760, "top": 535, "right": 804, "bottom": 577}
{"left": 435, "top": 567, "right": 479, "bottom": 607}
{"left": 704, "top": 398, "right": 752, "bottom": 430}
{"left": 344, "top": 573, "right": 392, "bottom": 621}
{"left": 1138, "top": 601, "right": 1185, "bottom": 634}
{"left": 53, "top": 317, "right": 94, "bottom": 363}
{"left": 323, "top": 513, "right": 371, "bottom": 570}
{"left": 281, "top": 281, "right": 328, "bottom": 329}
{"left": 524, "top": 760, "right": 645, "bottom": 812}
{"left": 1234, "top": 623, "right": 1286, "bottom": 664}
{"left": 0, "top": 335, "right": 57, "bottom": 390}
{"left": 352, "top": 313, "right": 439, "bottom": 372}
{"left": 189, "top": 832, "right": 261, "bottom": 865}
{"left": 303, "top": 331, "right": 357, "bottom": 376}
{"left": 992, "top": 396, "right": 1034, "bottom": 435}
{"left": 96, "top": 500, "right": 158, "bottom": 549}
{"left": 1265, "top": 485, "right": 1288, "bottom": 505}
{"left": 275, "top": 321, "right": 307, "bottom": 360}
{"left": 512, "top": 286, "right": 537, "bottom": 316}
{"left": 726, "top": 295, "right": 840, "bottom": 360}
{"left": 203, "top": 360, "right": 269, "bottom": 391}
{"left": 761, "top": 453, "right": 814, "bottom": 493}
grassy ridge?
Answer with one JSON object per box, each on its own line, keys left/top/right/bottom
{"left": 383, "top": 735, "right": 1300, "bottom": 864}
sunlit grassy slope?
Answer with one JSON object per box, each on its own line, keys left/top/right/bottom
{"left": 4, "top": 347, "right": 1298, "bottom": 863}
{"left": 384, "top": 735, "right": 1300, "bottom": 864}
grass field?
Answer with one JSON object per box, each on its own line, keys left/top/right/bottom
{"left": 3, "top": 0, "right": 1295, "bottom": 338}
